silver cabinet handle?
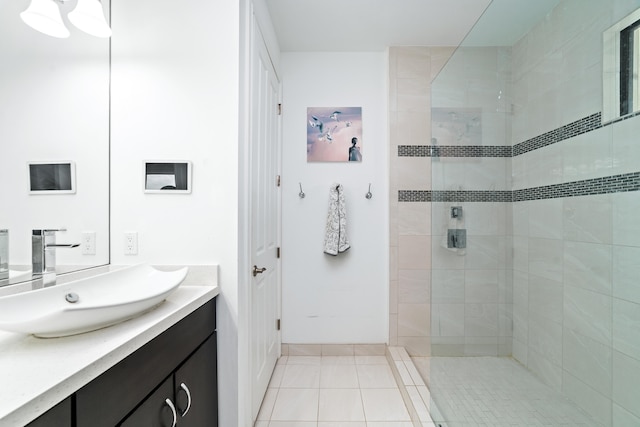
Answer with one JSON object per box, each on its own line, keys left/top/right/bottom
{"left": 179, "top": 382, "right": 192, "bottom": 417}
{"left": 165, "top": 398, "right": 177, "bottom": 427}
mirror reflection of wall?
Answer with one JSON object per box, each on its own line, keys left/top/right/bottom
{"left": 0, "top": 0, "right": 110, "bottom": 285}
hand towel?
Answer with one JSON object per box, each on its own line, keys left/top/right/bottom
{"left": 323, "top": 183, "right": 350, "bottom": 255}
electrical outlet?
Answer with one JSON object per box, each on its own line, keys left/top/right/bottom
{"left": 82, "top": 231, "right": 96, "bottom": 255}
{"left": 124, "top": 232, "right": 138, "bottom": 255}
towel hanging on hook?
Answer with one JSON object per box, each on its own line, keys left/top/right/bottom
{"left": 323, "top": 183, "right": 350, "bottom": 256}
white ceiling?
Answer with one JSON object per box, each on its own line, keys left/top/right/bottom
{"left": 265, "top": 0, "right": 561, "bottom": 52}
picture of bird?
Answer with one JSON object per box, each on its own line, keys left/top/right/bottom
{"left": 309, "top": 115, "right": 324, "bottom": 133}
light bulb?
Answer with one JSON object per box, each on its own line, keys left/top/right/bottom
{"left": 68, "top": 0, "right": 112, "bottom": 38}
{"left": 20, "top": 0, "right": 70, "bottom": 39}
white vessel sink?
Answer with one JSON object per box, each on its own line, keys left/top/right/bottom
{"left": 0, "top": 264, "right": 188, "bottom": 338}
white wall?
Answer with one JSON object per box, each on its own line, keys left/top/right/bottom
{"left": 0, "top": 0, "right": 110, "bottom": 268}
{"left": 281, "top": 52, "right": 389, "bottom": 344}
{"left": 110, "top": 0, "right": 239, "bottom": 425}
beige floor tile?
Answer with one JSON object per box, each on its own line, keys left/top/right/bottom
{"left": 270, "top": 388, "right": 319, "bottom": 421}
{"left": 356, "top": 365, "right": 398, "bottom": 388}
{"left": 287, "top": 356, "right": 322, "bottom": 365}
{"left": 318, "top": 389, "right": 365, "bottom": 422}
{"left": 320, "top": 364, "right": 359, "bottom": 388}
{"left": 268, "top": 422, "right": 317, "bottom": 427}
{"left": 321, "top": 356, "right": 356, "bottom": 365}
{"left": 365, "top": 423, "right": 414, "bottom": 427}
{"left": 361, "top": 389, "right": 411, "bottom": 422}
{"left": 257, "top": 388, "right": 278, "bottom": 420}
{"left": 281, "top": 364, "right": 321, "bottom": 388}
{"left": 354, "top": 356, "right": 389, "bottom": 365}
{"left": 318, "top": 423, "right": 366, "bottom": 427}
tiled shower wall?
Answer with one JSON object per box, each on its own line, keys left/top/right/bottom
{"left": 510, "top": 1, "right": 640, "bottom": 425}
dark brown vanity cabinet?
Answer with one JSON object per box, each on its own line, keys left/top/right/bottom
{"left": 26, "top": 397, "right": 72, "bottom": 427}
{"left": 26, "top": 298, "right": 217, "bottom": 427}
{"left": 120, "top": 334, "right": 217, "bottom": 427}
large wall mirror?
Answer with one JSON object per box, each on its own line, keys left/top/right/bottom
{"left": 0, "top": 0, "right": 110, "bottom": 286}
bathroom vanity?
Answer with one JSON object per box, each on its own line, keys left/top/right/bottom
{"left": 0, "top": 283, "right": 219, "bottom": 427}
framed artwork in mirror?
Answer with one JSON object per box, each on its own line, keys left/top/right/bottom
{"left": 28, "top": 161, "right": 76, "bottom": 194}
{"left": 143, "top": 161, "right": 192, "bottom": 194}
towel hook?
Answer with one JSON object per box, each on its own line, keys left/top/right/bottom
{"left": 365, "top": 183, "right": 373, "bottom": 199}
{"left": 298, "top": 182, "right": 306, "bottom": 199}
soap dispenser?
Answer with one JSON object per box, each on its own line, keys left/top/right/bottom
{"left": 0, "top": 229, "right": 8, "bottom": 280}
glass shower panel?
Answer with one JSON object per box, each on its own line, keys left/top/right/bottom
{"left": 423, "top": 1, "right": 640, "bottom": 426}
{"left": 430, "top": 45, "right": 512, "bottom": 360}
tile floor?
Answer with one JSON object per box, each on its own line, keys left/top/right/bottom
{"left": 413, "top": 356, "right": 603, "bottom": 427}
{"left": 254, "top": 355, "right": 414, "bottom": 427}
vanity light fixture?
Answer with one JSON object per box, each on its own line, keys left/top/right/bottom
{"left": 20, "top": 0, "right": 111, "bottom": 39}
{"left": 68, "top": 0, "right": 112, "bottom": 38}
{"left": 20, "top": 0, "right": 70, "bottom": 39}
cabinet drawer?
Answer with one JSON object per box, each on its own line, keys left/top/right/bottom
{"left": 76, "top": 299, "right": 216, "bottom": 427}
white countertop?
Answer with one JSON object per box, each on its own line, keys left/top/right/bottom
{"left": 0, "top": 282, "right": 219, "bottom": 426}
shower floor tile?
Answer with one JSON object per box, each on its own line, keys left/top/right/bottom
{"left": 412, "top": 356, "right": 604, "bottom": 427}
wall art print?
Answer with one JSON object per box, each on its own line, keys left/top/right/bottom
{"left": 307, "top": 107, "right": 362, "bottom": 162}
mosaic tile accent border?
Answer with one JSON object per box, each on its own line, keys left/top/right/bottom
{"left": 398, "top": 145, "right": 511, "bottom": 157}
{"left": 399, "top": 110, "right": 640, "bottom": 159}
{"left": 399, "top": 172, "right": 640, "bottom": 202}
{"left": 397, "top": 145, "right": 431, "bottom": 157}
{"left": 513, "top": 172, "right": 640, "bottom": 201}
{"left": 398, "top": 190, "right": 512, "bottom": 202}
{"left": 512, "top": 113, "right": 602, "bottom": 156}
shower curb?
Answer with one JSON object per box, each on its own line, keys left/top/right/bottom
{"left": 386, "top": 346, "right": 445, "bottom": 427}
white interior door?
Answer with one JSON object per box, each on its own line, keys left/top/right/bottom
{"left": 249, "top": 19, "right": 281, "bottom": 423}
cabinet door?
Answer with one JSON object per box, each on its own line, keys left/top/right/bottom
{"left": 120, "top": 376, "right": 176, "bottom": 427}
{"left": 174, "top": 333, "right": 217, "bottom": 427}
{"left": 26, "top": 397, "right": 71, "bottom": 427}
{"left": 76, "top": 300, "right": 216, "bottom": 427}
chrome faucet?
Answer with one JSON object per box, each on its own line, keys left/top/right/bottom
{"left": 32, "top": 229, "right": 80, "bottom": 286}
